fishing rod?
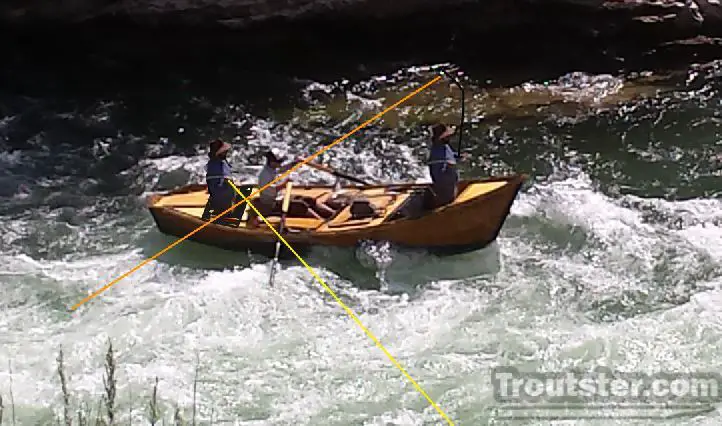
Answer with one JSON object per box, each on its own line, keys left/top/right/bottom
{"left": 439, "top": 68, "right": 466, "bottom": 157}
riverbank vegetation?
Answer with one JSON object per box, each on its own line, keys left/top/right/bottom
{"left": 1, "top": 341, "right": 207, "bottom": 425}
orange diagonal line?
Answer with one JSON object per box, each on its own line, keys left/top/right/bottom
{"left": 69, "top": 75, "right": 441, "bottom": 311}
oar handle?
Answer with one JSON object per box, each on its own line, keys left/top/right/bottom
{"left": 281, "top": 181, "right": 293, "bottom": 213}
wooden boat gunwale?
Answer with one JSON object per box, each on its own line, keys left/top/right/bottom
{"left": 147, "top": 173, "right": 519, "bottom": 209}
{"left": 146, "top": 173, "right": 527, "bottom": 254}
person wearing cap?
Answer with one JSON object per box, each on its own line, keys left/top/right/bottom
{"left": 205, "top": 138, "right": 240, "bottom": 216}
{"left": 247, "top": 149, "right": 302, "bottom": 227}
{"left": 427, "top": 123, "right": 459, "bottom": 207}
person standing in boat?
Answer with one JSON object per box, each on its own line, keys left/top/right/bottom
{"left": 205, "top": 138, "right": 242, "bottom": 217}
{"left": 427, "top": 123, "right": 459, "bottom": 207}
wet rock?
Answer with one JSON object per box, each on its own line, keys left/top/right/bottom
{"left": 1, "top": 0, "right": 721, "bottom": 46}
{"left": 1, "top": 0, "right": 722, "bottom": 91}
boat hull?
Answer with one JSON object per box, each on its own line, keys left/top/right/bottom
{"left": 146, "top": 174, "right": 527, "bottom": 257}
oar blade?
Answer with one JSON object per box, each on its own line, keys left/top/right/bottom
{"left": 268, "top": 181, "right": 294, "bottom": 287}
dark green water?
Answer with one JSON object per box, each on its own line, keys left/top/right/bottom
{"left": 0, "top": 42, "right": 721, "bottom": 424}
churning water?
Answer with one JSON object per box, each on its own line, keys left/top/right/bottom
{"left": 1, "top": 59, "right": 721, "bottom": 425}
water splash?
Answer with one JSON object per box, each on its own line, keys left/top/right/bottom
{"left": 522, "top": 72, "right": 625, "bottom": 104}
{"left": 355, "top": 240, "right": 395, "bottom": 290}
{"left": 2, "top": 60, "right": 722, "bottom": 424}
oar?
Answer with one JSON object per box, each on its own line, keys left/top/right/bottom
{"left": 304, "top": 161, "right": 372, "bottom": 185}
{"left": 269, "top": 181, "right": 293, "bottom": 287}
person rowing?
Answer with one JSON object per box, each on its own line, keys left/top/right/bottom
{"left": 247, "top": 149, "right": 337, "bottom": 227}
{"left": 245, "top": 149, "right": 294, "bottom": 227}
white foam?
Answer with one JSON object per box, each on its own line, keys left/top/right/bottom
{"left": 2, "top": 70, "right": 721, "bottom": 424}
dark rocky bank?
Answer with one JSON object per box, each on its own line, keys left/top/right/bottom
{"left": 2, "top": 0, "right": 722, "bottom": 36}
{"left": 2, "top": 0, "right": 722, "bottom": 73}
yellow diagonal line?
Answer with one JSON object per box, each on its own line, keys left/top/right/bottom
{"left": 69, "top": 75, "right": 441, "bottom": 311}
{"left": 227, "top": 180, "right": 456, "bottom": 426}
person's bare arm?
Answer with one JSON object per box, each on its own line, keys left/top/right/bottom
{"left": 274, "top": 175, "right": 291, "bottom": 189}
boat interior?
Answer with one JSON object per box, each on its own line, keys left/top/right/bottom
{"left": 152, "top": 180, "right": 510, "bottom": 233}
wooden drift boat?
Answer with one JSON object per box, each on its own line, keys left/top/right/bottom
{"left": 146, "top": 174, "right": 527, "bottom": 256}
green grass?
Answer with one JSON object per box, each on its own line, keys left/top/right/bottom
{"left": 1, "top": 341, "right": 208, "bottom": 426}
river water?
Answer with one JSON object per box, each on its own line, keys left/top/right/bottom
{"left": 0, "top": 51, "right": 721, "bottom": 425}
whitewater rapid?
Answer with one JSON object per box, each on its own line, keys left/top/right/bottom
{"left": 1, "top": 64, "right": 721, "bottom": 425}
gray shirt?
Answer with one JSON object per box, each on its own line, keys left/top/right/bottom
{"left": 257, "top": 162, "right": 295, "bottom": 203}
